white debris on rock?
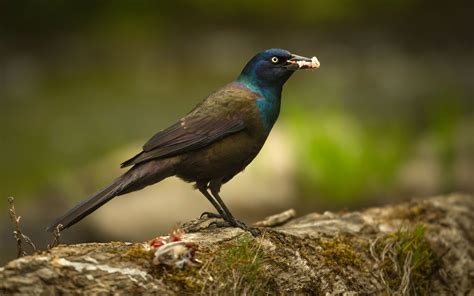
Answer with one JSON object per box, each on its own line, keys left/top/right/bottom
{"left": 153, "top": 241, "right": 198, "bottom": 268}
{"left": 54, "top": 258, "right": 148, "bottom": 280}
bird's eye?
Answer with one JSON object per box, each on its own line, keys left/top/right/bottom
{"left": 271, "top": 57, "right": 279, "bottom": 64}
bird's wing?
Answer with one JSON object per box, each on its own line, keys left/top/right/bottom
{"left": 121, "top": 116, "right": 245, "bottom": 167}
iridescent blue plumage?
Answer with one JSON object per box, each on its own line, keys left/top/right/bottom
{"left": 237, "top": 48, "right": 294, "bottom": 131}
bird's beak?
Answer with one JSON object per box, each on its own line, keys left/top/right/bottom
{"left": 285, "top": 54, "right": 320, "bottom": 70}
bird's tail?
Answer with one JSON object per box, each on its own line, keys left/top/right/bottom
{"left": 47, "top": 160, "right": 175, "bottom": 232}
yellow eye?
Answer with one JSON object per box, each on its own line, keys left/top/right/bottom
{"left": 271, "top": 56, "right": 279, "bottom": 64}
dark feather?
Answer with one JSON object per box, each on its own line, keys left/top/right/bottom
{"left": 46, "top": 176, "right": 124, "bottom": 232}
{"left": 121, "top": 116, "right": 245, "bottom": 167}
{"left": 47, "top": 159, "right": 176, "bottom": 231}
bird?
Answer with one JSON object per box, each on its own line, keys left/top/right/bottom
{"left": 47, "top": 48, "right": 320, "bottom": 234}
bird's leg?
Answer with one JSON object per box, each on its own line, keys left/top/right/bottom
{"left": 209, "top": 191, "right": 238, "bottom": 225}
{"left": 197, "top": 183, "right": 227, "bottom": 220}
{"left": 207, "top": 190, "right": 260, "bottom": 237}
{"left": 208, "top": 180, "right": 260, "bottom": 236}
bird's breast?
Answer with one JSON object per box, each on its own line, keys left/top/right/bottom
{"left": 175, "top": 129, "right": 267, "bottom": 183}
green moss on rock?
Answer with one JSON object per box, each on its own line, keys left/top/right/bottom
{"left": 124, "top": 244, "right": 154, "bottom": 261}
{"left": 319, "top": 237, "right": 362, "bottom": 268}
{"left": 143, "top": 234, "right": 272, "bottom": 294}
{"left": 198, "top": 234, "right": 271, "bottom": 294}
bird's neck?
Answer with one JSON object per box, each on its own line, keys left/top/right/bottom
{"left": 237, "top": 75, "right": 282, "bottom": 132}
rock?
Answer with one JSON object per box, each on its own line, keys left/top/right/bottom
{"left": 0, "top": 194, "right": 472, "bottom": 295}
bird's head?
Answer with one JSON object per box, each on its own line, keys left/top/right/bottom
{"left": 238, "top": 48, "right": 320, "bottom": 91}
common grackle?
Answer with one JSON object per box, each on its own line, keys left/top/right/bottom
{"left": 47, "top": 48, "right": 320, "bottom": 234}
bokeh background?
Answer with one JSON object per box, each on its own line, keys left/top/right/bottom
{"left": 1, "top": 1, "right": 473, "bottom": 264}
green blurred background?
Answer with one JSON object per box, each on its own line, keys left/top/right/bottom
{"left": 1, "top": 0, "right": 473, "bottom": 264}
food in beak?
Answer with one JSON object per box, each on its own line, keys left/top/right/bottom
{"left": 288, "top": 56, "right": 320, "bottom": 69}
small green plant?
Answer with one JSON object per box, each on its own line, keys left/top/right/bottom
{"left": 199, "top": 235, "right": 270, "bottom": 294}
{"left": 154, "top": 234, "right": 270, "bottom": 294}
{"left": 372, "top": 224, "right": 438, "bottom": 295}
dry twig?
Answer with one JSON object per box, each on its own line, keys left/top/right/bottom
{"left": 7, "top": 196, "right": 36, "bottom": 257}
{"left": 47, "top": 224, "right": 62, "bottom": 249}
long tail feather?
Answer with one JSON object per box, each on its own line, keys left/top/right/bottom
{"left": 47, "top": 159, "right": 176, "bottom": 232}
{"left": 46, "top": 176, "right": 125, "bottom": 232}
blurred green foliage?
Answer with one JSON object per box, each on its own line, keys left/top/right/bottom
{"left": 0, "top": 0, "right": 472, "bottom": 206}
{"left": 0, "top": 0, "right": 472, "bottom": 267}
{"left": 286, "top": 104, "right": 410, "bottom": 204}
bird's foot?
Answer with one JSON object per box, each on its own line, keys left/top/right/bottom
{"left": 209, "top": 220, "right": 260, "bottom": 236}
{"left": 200, "top": 212, "right": 223, "bottom": 219}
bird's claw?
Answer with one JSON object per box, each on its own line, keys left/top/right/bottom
{"left": 200, "top": 212, "right": 223, "bottom": 219}
{"left": 208, "top": 219, "right": 244, "bottom": 228}
{"left": 247, "top": 227, "right": 261, "bottom": 237}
